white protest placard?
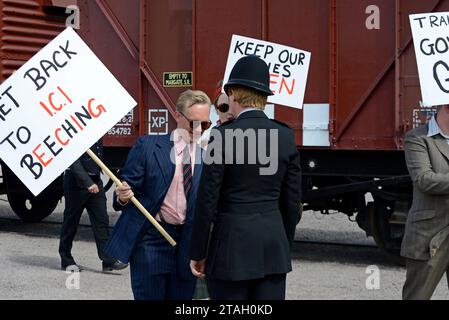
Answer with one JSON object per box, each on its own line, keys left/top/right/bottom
{"left": 410, "top": 12, "right": 449, "bottom": 106}
{"left": 0, "top": 27, "right": 137, "bottom": 196}
{"left": 223, "top": 35, "right": 311, "bottom": 109}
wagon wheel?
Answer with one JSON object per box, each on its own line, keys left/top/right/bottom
{"left": 3, "top": 165, "right": 62, "bottom": 223}
{"left": 367, "top": 201, "right": 406, "bottom": 266}
{"left": 8, "top": 191, "right": 60, "bottom": 223}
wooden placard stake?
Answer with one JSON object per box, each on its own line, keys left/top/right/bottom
{"left": 86, "top": 149, "right": 176, "bottom": 247}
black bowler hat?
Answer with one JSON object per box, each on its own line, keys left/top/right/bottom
{"left": 224, "top": 55, "right": 273, "bottom": 96}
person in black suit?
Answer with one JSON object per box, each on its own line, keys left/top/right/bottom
{"left": 190, "top": 55, "right": 302, "bottom": 300}
{"left": 59, "top": 140, "right": 128, "bottom": 272}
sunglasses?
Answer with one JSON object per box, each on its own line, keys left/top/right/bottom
{"left": 180, "top": 112, "right": 212, "bottom": 131}
{"left": 216, "top": 103, "right": 229, "bottom": 113}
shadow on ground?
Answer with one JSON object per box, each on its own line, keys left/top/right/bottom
{"left": 0, "top": 218, "right": 97, "bottom": 242}
{"left": 1, "top": 218, "right": 403, "bottom": 270}
{"left": 292, "top": 242, "right": 403, "bottom": 269}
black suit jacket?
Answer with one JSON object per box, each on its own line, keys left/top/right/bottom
{"left": 190, "top": 110, "right": 301, "bottom": 281}
{"left": 67, "top": 140, "right": 103, "bottom": 189}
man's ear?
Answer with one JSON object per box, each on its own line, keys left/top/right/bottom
{"left": 174, "top": 111, "right": 181, "bottom": 123}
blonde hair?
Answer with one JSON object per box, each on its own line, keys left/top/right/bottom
{"left": 176, "top": 90, "right": 211, "bottom": 113}
{"left": 227, "top": 85, "right": 267, "bottom": 110}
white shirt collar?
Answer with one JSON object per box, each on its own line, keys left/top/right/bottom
{"left": 427, "top": 115, "right": 449, "bottom": 139}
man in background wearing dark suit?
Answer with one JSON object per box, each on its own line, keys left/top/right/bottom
{"left": 190, "top": 55, "right": 302, "bottom": 300}
{"left": 59, "top": 140, "right": 127, "bottom": 272}
{"left": 105, "top": 90, "right": 211, "bottom": 300}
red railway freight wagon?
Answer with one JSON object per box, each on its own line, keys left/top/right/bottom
{"left": 0, "top": 0, "right": 445, "bottom": 263}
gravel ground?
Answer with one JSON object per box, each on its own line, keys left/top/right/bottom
{"left": 0, "top": 186, "right": 447, "bottom": 300}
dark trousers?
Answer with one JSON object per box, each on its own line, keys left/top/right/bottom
{"left": 59, "top": 172, "right": 112, "bottom": 266}
{"left": 207, "top": 274, "right": 286, "bottom": 300}
{"left": 403, "top": 235, "right": 449, "bottom": 300}
{"left": 129, "top": 223, "right": 196, "bottom": 300}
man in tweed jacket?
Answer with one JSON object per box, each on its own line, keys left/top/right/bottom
{"left": 402, "top": 105, "right": 449, "bottom": 299}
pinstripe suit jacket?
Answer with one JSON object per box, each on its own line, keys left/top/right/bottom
{"left": 104, "top": 134, "right": 203, "bottom": 279}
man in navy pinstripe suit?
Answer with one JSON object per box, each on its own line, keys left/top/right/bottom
{"left": 104, "top": 90, "right": 211, "bottom": 300}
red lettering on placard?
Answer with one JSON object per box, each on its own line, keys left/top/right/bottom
{"left": 58, "top": 86, "right": 72, "bottom": 104}
{"left": 32, "top": 144, "right": 53, "bottom": 167}
{"left": 88, "top": 98, "right": 106, "bottom": 118}
{"left": 280, "top": 77, "right": 295, "bottom": 95}
{"left": 270, "top": 74, "right": 296, "bottom": 95}
{"left": 70, "top": 115, "right": 84, "bottom": 131}
{"left": 55, "top": 128, "right": 69, "bottom": 146}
